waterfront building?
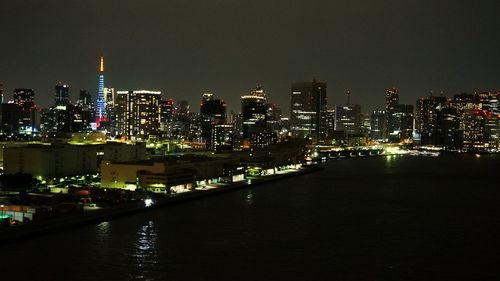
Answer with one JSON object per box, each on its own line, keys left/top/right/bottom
{"left": 415, "top": 94, "right": 448, "bottom": 145}
{"left": 3, "top": 142, "right": 146, "bottom": 179}
{"left": 435, "top": 107, "right": 462, "bottom": 148}
{"left": 54, "top": 83, "right": 70, "bottom": 107}
{"left": 100, "top": 155, "right": 233, "bottom": 192}
{"left": 463, "top": 109, "right": 487, "bottom": 150}
{"left": 388, "top": 104, "right": 414, "bottom": 142}
{"left": 290, "top": 79, "right": 327, "bottom": 141}
{"left": 4, "top": 144, "right": 98, "bottom": 179}
{"left": 95, "top": 56, "right": 106, "bottom": 129}
{"left": 115, "top": 90, "right": 161, "bottom": 140}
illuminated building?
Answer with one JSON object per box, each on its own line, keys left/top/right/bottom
{"left": 415, "top": 94, "right": 447, "bottom": 144}
{"left": 75, "top": 90, "right": 94, "bottom": 132}
{"left": 95, "top": 56, "right": 106, "bottom": 129}
{"left": 290, "top": 79, "right": 327, "bottom": 141}
{"left": 200, "top": 93, "right": 226, "bottom": 148}
{"left": 266, "top": 103, "right": 282, "bottom": 133}
{"left": 370, "top": 110, "right": 387, "bottom": 141}
{"left": 211, "top": 124, "right": 234, "bottom": 151}
{"left": 54, "top": 83, "right": 70, "bottom": 106}
{"left": 388, "top": 104, "right": 414, "bottom": 142}
{"left": 477, "top": 92, "right": 500, "bottom": 149}
{"left": 386, "top": 87, "right": 399, "bottom": 111}
{"left": 116, "top": 90, "right": 161, "bottom": 140}
{"left": 100, "top": 155, "right": 232, "bottom": 192}
{"left": 13, "top": 88, "right": 36, "bottom": 133}
{"left": 241, "top": 86, "right": 268, "bottom": 139}
{"left": 435, "top": 108, "right": 461, "bottom": 148}
{"left": 159, "top": 98, "right": 174, "bottom": 138}
{"left": 335, "top": 104, "right": 362, "bottom": 135}
{"left": 251, "top": 131, "right": 277, "bottom": 148}
{"left": 463, "top": 109, "right": 487, "bottom": 150}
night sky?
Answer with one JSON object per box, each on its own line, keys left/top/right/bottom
{"left": 1, "top": 0, "right": 499, "bottom": 115}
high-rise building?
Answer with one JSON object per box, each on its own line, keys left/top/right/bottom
{"left": 200, "top": 93, "right": 226, "bottom": 148}
{"left": 116, "top": 90, "right": 161, "bottom": 139}
{"left": 95, "top": 56, "right": 106, "bottom": 128}
{"left": 241, "top": 86, "right": 268, "bottom": 139}
{"left": 0, "top": 103, "right": 21, "bottom": 135}
{"left": 388, "top": 104, "right": 414, "bottom": 142}
{"left": 266, "top": 103, "right": 282, "bottom": 134}
{"left": 13, "top": 88, "right": 36, "bottom": 133}
{"left": 290, "top": 79, "right": 327, "bottom": 141}
{"left": 386, "top": 87, "right": 399, "bottom": 111}
{"left": 75, "top": 90, "right": 94, "bottom": 132}
{"left": 55, "top": 83, "right": 70, "bottom": 107}
{"left": 435, "top": 107, "right": 462, "bottom": 148}
{"left": 370, "top": 110, "right": 387, "bottom": 141}
{"left": 211, "top": 124, "right": 234, "bottom": 151}
{"left": 463, "top": 109, "right": 487, "bottom": 150}
{"left": 415, "top": 94, "right": 447, "bottom": 144}
{"left": 334, "top": 104, "right": 362, "bottom": 135}
{"left": 13, "top": 88, "right": 35, "bottom": 108}
{"left": 159, "top": 98, "right": 174, "bottom": 138}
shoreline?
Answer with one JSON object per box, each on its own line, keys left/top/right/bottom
{"left": 0, "top": 166, "right": 323, "bottom": 244}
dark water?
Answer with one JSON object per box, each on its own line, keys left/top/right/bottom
{"left": 1, "top": 154, "right": 500, "bottom": 281}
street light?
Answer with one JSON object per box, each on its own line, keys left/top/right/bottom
{"left": 0, "top": 204, "right": 4, "bottom": 219}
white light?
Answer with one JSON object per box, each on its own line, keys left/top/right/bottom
{"left": 144, "top": 198, "right": 154, "bottom": 207}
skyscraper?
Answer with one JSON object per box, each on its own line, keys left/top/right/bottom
{"left": 290, "top": 79, "right": 327, "bottom": 141}
{"left": 415, "top": 94, "right": 447, "bottom": 144}
{"left": 54, "top": 83, "right": 70, "bottom": 107}
{"left": 241, "top": 86, "right": 268, "bottom": 139}
{"left": 386, "top": 87, "right": 399, "bottom": 111}
{"left": 95, "top": 56, "right": 106, "bottom": 128}
{"left": 13, "top": 88, "right": 36, "bottom": 132}
{"left": 335, "top": 104, "right": 362, "bottom": 135}
{"left": 200, "top": 93, "right": 226, "bottom": 148}
{"left": 370, "top": 110, "right": 387, "bottom": 141}
{"left": 116, "top": 90, "right": 161, "bottom": 139}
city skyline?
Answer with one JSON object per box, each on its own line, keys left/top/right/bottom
{"left": 2, "top": 1, "right": 500, "bottom": 114}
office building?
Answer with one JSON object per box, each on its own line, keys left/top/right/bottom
{"left": 200, "top": 93, "right": 226, "bottom": 148}
{"left": 241, "top": 86, "right": 268, "bottom": 139}
{"left": 115, "top": 90, "right": 161, "bottom": 140}
{"left": 54, "top": 83, "right": 70, "bottom": 107}
{"left": 290, "top": 79, "right": 327, "bottom": 141}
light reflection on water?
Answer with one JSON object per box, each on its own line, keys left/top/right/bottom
{"left": 131, "top": 220, "right": 160, "bottom": 281}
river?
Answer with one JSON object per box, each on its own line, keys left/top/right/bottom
{"left": 1, "top": 154, "right": 500, "bottom": 280}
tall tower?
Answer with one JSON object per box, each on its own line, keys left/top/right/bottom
{"left": 290, "top": 79, "right": 327, "bottom": 141}
{"left": 95, "top": 55, "right": 106, "bottom": 128}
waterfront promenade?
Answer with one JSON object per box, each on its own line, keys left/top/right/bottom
{"left": 0, "top": 166, "right": 322, "bottom": 244}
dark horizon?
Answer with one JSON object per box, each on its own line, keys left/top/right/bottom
{"left": 1, "top": 0, "right": 500, "bottom": 114}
